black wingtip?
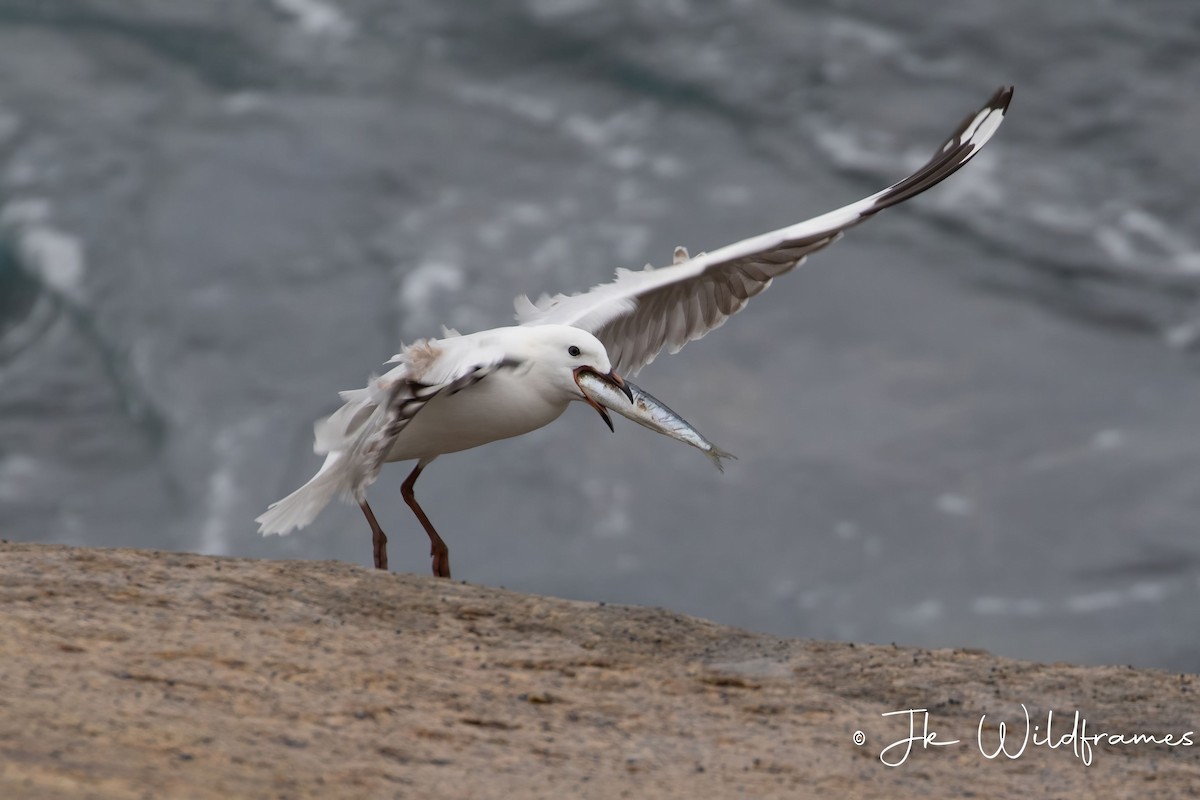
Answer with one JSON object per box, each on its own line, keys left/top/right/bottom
{"left": 950, "top": 85, "right": 1014, "bottom": 151}
{"left": 862, "top": 85, "right": 1014, "bottom": 217}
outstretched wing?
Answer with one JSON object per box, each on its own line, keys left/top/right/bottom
{"left": 515, "top": 86, "right": 1013, "bottom": 376}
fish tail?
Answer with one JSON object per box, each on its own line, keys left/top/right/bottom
{"left": 706, "top": 445, "right": 737, "bottom": 473}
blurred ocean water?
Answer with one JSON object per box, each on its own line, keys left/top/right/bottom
{"left": 2, "top": 0, "right": 1199, "bottom": 669}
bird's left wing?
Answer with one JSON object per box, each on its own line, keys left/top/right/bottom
{"left": 255, "top": 337, "right": 524, "bottom": 536}
{"left": 515, "top": 86, "right": 1012, "bottom": 376}
{"left": 328, "top": 339, "right": 523, "bottom": 499}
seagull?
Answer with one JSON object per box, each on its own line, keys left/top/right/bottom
{"left": 257, "top": 86, "right": 1013, "bottom": 577}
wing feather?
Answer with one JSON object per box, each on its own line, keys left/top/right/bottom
{"left": 343, "top": 354, "right": 523, "bottom": 500}
{"left": 515, "top": 86, "right": 1012, "bottom": 375}
{"left": 311, "top": 337, "right": 525, "bottom": 501}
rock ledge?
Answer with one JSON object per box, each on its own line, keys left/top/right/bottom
{"left": 1, "top": 543, "right": 1196, "bottom": 798}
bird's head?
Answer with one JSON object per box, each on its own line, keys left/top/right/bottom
{"left": 528, "top": 325, "right": 631, "bottom": 432}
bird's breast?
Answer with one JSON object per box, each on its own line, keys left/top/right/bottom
{"left": 383, "top": 369, "right": 568, "bottom": 461}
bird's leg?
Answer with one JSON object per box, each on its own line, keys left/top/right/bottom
{"left": 359, "top": 500, "right": 388, "bottom": 571}
{"left": 401, "top": 462, "right": 450, "bottom": 579}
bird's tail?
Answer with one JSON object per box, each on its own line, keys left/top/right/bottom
{"left": 257, "top": 381, "right": 392, "bottom": 536}
{"left": 256, "top": 451, "right": 355, "bottom": 535}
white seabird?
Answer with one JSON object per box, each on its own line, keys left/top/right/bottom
{"left": 256, "top": 86, "right": 1014, "bottom": 577}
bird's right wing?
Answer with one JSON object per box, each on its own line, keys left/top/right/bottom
{"left": 515, "top": 86, "right": 1013, "bottom": 376}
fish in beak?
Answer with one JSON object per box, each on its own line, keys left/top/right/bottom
{"left": 573, "top": 366, "right": 633, "bottom": 432}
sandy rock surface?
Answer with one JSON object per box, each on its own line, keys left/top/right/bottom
{"left": 0, "top": 542, "right": 1197, "bottom": 798}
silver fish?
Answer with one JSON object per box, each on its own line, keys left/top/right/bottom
{"left": 577, "top": 371, "right": 736, "bottom": 472}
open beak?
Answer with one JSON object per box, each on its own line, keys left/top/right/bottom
{"left": 607, "top": 370, "right": 634, "bottom": 404}
{"left": 573, "top": 367, "right": 633, "bottom": 433}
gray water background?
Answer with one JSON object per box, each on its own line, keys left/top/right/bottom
{"left": 2, "top": 0, "right": 1199, "bottom": 670}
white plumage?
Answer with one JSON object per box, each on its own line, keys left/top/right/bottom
{"left": 257, "top": 87, "right": 1013, "bottom": 577}
{"left": 256, "top": 325, "right": 606, "bottom": 538}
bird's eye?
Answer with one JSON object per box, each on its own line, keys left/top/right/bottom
{"left": 568, "top": 345, "right": 581, "bottom": 357}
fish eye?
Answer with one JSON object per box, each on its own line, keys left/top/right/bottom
{"left": 568, "top": 345, "right": 581, "bottom": 357}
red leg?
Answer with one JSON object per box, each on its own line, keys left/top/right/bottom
{"left": 401, "top": 462, "right": 450, "bottom": 579}
{"left": 359, "top": 500, "right": 388, "bottom": 571}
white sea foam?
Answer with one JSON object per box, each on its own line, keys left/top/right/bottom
{"left": 769, "top": 577, "right": 797, "bottom": 600}
{"left": 456, "top": 83, "right": 671, "bottom": 176}
{"left": 562, "top": 113, "right": 609, "bottom": 149}
{"left": 651, "top": 154, "right": 684, "bottom": 178}
{"left": 1, "top": 199, "right": 87, "bottom": 303}
{"left": 527, "top": 235, "right": 575, "bottom": 273}
{"left": 0, "top": 105, "right": 20, "bottom": 145}
{"left": 1090, "top": 429, "right": 1125, "bottom": 452}
{"left": 796, "top": 588, "right": 828, "bottom": 612}
{"left": 200, "top": 438, "right": 237, "bottom": 556}
{"left": 1164, "top": 320, "right": 1200, "bottom": 350}
{"left": 935, "top": 492, "right": 973, "bottom": 517}
{"left": 0, "top": 198, "right": 51, "bottom": 227}
{"left": 199, "top": 421, "right": 266, "bottom": 556}
{"left": 400, "top": 261, "right": 465, "bottom": 310}
{"left": 893, "top": 598, "right": 944, "bottom": 626}
{"left": 706, "top": 184, "right": 751, "bottom": 207}
{"left": 509, "top": 203, "right": 550, "bottom": 226}
{"left": 810, "top": 124, "right": 906, "bottom": 176}
{"left": 834, "top": 520, "right": 859, "bottom": 540}
{"left": 15, "top": 227, "right": 85, "bottom": 301}
{"left": 0, "top": 454, "right": 40, "bottom": 503}
{"left": 1064, "top": 589, "right": 1127, "bottom": 614}
{"left": 1028, "top": 199, "right": 1095, "bottom": 234}
{"left": 972, "top": 596, "right": 1046, "bottom": 617}
{"left": 825, "top": 18, "right": 906, "bottom": 59}
{"left": 582, "top": 477, "right": 631, "bottom": 539}
{"left": 974, "top": 579, "right": 1174, "bottom": 618}
{"left": 222, "top": 92, "right": 269, "bottom": 116}
{"left": 454, "top": 83, "right": 557, "bottom": 126}
{"left": 1127, "top": 581, "right": 1169, "bottom": 603}
{"left": 526, "top": 0, "right": 601, "bottom": 21}
{"left": 599, "top": 222, "right": 652, "bottom": 267}
{"left": 614, "top": 552, "right": 641, "bottom": 573}
{"left": 271, "top": 0, "right": 354, "bottom": 38}
{"left": 1092, "top": 206, "right": 1200, "bottom": 274}
{"left": 1065, "top": 581, "right": 1170, "bottom": 614}
{"left": 824, "top": 17, "right": 960, "bottom": 77}
{"left": 397, "top": 259, "right": 466, "bottom": 334}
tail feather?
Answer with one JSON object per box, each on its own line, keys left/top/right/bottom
{"left": 313, "top": 384, "right": 378, "bottom": 454}
{"left": 256, "top": 452, "right": 353, "bottom": 535}
{"left": 258, "top": 379, "right": 401, "bottom": 536}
